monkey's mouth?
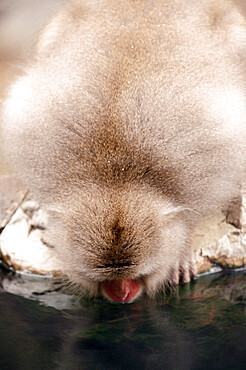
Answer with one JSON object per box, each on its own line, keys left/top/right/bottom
{"left": 102, "top": 279, "right": 142, "bottom": 303}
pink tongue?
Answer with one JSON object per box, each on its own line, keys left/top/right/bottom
{"left": 104, "top": 279, "right": 140, "bottom": 303}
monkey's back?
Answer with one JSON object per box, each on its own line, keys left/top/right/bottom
{"left": 2, "top": 0, "right": 246, "bottom": 213}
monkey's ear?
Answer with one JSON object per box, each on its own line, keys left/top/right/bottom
{"left": 0, "top": 0, "right": 66, "bottom": 61}
{"left": 207, "top": 2, "right": 246, "bottom": 54}
{"left": 36, "top": 13, "right": 64, "bottom": 56}
{"left": 36, "top": 0, "right": 87, "bottom": 55}
{"left": 234, "top": 0, "right": 246, "bottom": 19}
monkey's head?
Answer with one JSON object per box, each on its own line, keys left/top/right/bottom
{"left": 1, "top": 62, "right": 194, "bottom": 303}
{"left": 45, "top": 185, "right": 189, "bottom": 303}
{"left": 2, "top": 0, "right": 227, "bottom": 303}
{"left": 1, "top": 59, "right": 193, "bottom": 303}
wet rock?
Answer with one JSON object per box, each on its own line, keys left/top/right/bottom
{"left": 0, "top": 197, "right": 63, "bottom": 275}
{"left": 193, "top": 187, "right": 246, "bottom": 273}
{"left": 200, "top": 231, "right": 246, "bottom": 269}
{"left": 1, "top": 272, "right": 75, "bottom": 309}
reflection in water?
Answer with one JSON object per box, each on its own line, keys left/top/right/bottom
{"left": 0, "top": 270, "right": 245, "bottom": 369}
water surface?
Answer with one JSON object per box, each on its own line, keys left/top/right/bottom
{"left": 0, "top": 269, "right": 245, "bottom": 370}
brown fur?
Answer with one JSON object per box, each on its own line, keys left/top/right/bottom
{"left": 2, "top": 0, "right": 246, "bottom": 300}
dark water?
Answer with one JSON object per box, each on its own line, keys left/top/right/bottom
{"left": 0, "top": 269, "right": 245, "bottom": 370}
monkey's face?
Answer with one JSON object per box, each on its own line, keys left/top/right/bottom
{"left": 45, "top": 186, "right": 189, "bottom": 303}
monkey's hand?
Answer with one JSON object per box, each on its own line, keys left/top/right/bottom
{"left": 169, "top": 250, "right": 197, "bottom": 285}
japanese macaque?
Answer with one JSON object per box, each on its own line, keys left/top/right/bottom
{"left": 1, "top": 0, "right": 246, "bottom": 303}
